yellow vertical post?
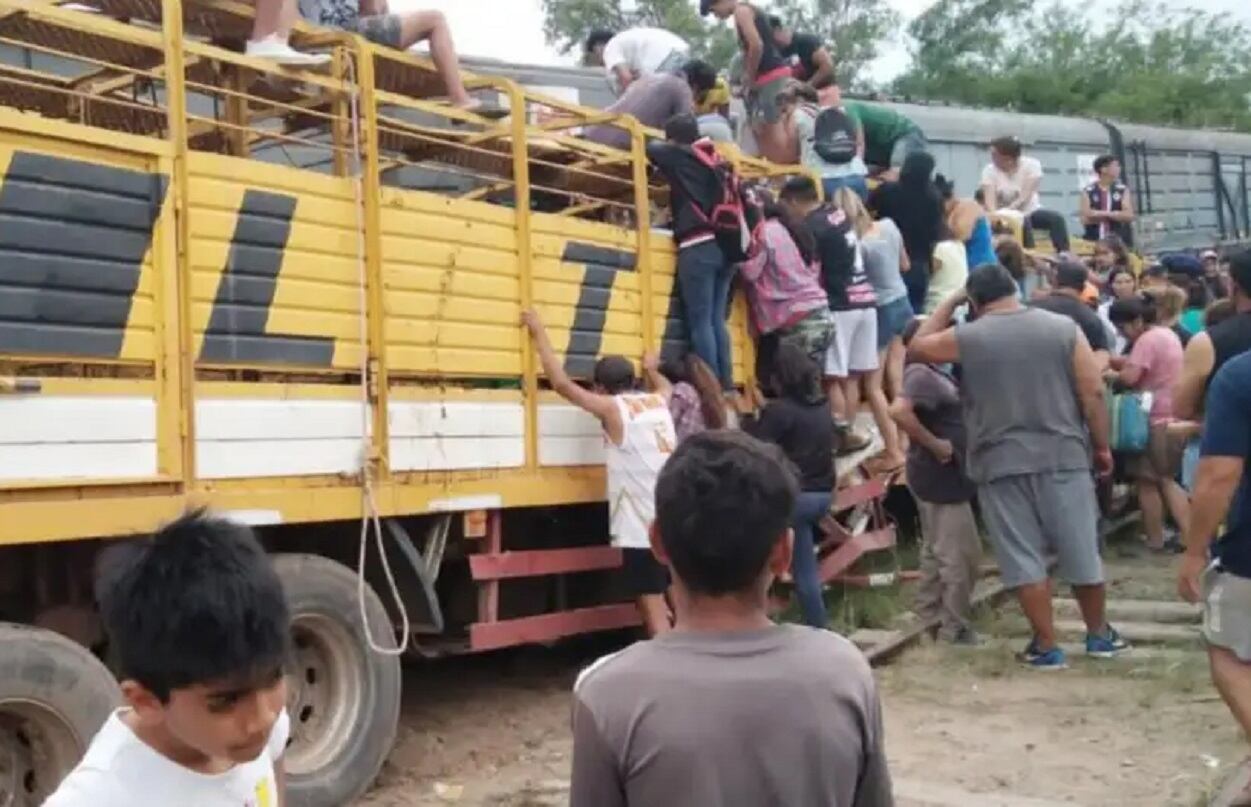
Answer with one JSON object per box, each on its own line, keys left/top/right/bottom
{"left": 728, "top": 148, "right": 756, "bottom": 393}
{"left": 504, "top": 80, "right": 537, "bottom": 470}
{"left": 160, "top": 0, "right": 195, "bottom": 489}
{"left": 224, "top": 66, "right": 250, "bottom": 158}
{"left": 629, "top": 118, "right": 655, "bottom": 351}
{"left": 330, "top": 47, "right": 350, "bottom": 177}
{"left": 353, "top": 43, "right": 391, "bottom": 481}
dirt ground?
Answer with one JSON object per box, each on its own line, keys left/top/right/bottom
{"left": 358, "top": 548, "right": 1246, "bottom": 807}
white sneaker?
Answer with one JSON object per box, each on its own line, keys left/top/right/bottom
{"left": 245, "top": 35, "right": 330, "bottom": 67}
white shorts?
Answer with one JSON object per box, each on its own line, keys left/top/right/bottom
{"left": 824, "top": 308, "right": 879, "bottom": 378}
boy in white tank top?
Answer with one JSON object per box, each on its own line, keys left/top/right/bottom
{"left": 523, "top": 309, "right": 678, "bottom": 636}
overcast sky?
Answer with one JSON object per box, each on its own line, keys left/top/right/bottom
{"left": 395, "top": 0, "right": 1251, "bottom": 83}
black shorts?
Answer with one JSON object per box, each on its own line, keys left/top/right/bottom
{"left": 622, "top": 548, "right": 669, "bottom": 596}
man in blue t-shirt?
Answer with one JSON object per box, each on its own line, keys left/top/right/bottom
{"left": 1180, "top": 351, "right": 1251, "bottom": 768}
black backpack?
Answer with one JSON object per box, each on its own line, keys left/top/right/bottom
{"left": 811, "top": 105, "right": 857, "bottom": 165}
{"left": 683, "top": 140, "right": 765, "bottom": 263}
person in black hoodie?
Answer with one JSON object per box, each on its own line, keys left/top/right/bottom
{"left": 870, "top": 151, "right": 944, "bottom": 314}
{"left": 646, "top": 113, "right": 736, "bottom": 392}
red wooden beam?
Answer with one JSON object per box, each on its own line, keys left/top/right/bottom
{"left": 833, "top": 477, "right": 887, "bottom": 513}
{"left": 469, "top": 603, "right": 641, "bottom": 652}
{"left": 476, "top": 511, "right": 503, "bottom": 624}
{"left": 469, "top": 547, "right": 624, "bottom": 581}
{"left": 818, "top": 527, "right": 896, "bottom": 583}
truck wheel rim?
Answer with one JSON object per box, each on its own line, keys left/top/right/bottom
{"left": 0, "top": 699, "right": 80, "bottom": 807}
{"left": 285, "top": 614, "right": 364, "bottom": 776}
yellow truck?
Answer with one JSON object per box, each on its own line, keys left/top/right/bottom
{"left": 0, "top": 2, "right": 801, "bottom": 804}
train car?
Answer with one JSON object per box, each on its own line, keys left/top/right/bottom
{"left": 461, "top": 57, "right": 1251, "bottom": 255}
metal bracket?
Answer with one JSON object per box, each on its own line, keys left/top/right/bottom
{"left": 373, "top": 516, "right": 450, "bottom": 635}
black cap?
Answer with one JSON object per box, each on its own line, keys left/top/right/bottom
{"left": 699, "top": 0, "right": 715, "bottom": 15}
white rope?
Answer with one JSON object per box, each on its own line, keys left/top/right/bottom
{"left": 346, "top": 54, "right": 410, "bottom": 657}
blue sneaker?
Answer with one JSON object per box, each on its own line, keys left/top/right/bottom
{"left": 1018, "top": 639, "right": 1068, "bottom": 670}
{"left": 1086, "top": 625, "right": 1130, "bottom": 659}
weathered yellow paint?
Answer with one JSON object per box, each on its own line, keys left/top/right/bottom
{"left": 0, "top": 20, "right": 790, "bottom": 547}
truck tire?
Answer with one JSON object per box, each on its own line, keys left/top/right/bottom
{"left": 272, "top": 554, "right": 402, "bottom": 807}
{"left": 0, "top": 622, "right": 120, "bottom": 806}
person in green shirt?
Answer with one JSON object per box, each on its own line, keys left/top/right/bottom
{"left": 1180, "top": 279, "right": 1209, "bottom": 336}
{"left": 843, "top": 101, "right": 928, "bottom": 182}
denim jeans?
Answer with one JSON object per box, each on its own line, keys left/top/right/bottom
{"left": 822, "top": 175, "right": 869, "bottom": 202}
{"left": 677, "top": 240, "right": 735, "bottom": 390}
{"left": 791, "top": 490, "right": 832, "bottom": 629}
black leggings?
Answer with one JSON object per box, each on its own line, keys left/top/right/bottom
{"left": 1022, "top": 208, "right": 1071, "bottom": 253}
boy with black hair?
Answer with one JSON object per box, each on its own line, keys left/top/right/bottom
{"left": 891, "top": 319, "right": 982, "bottom": 645}
{"left": 521, "top": 309, "right": 677, "bottom": 637}
{"left": 570, "top": 430, "right": 893, "bottom": 806}
{"left": 701, "top": 0, "right": 792, "bottom": 163}
{"left": 584, "top": 59, "right": 718, "bottom": 151}
{"left": 767, "top": 15, "right": 837, "bottom": 94}
{"left": 645, "top": 112, "right": 737, "bottom": 392}
{"left": 1080, "top": 154, "right": 1135, "bottom": 245}
{"left": 46, "top": 512, "right": 291, "bottom": 806}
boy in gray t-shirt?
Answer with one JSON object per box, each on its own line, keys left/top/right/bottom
{"left": 569, "top": 431, "right": 893, "bottom": 807}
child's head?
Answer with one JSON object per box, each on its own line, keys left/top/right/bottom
{"left": 663, "top": 112, "right": 701, "bottom": 146}
{"left": 779, "top": 175, "right": 820, "bottom": 216}
{"left": 700, "top": 0, "right": 737, "bottom": 20}
{"left": 770, "top": 342, "right": 823, "bottom": 405}
{"left": 1093, "top": 236, "right": 1128, "bottom": 270}
{"left": 100, "top": 511, "right": 290, "bottom": 764}
{"left": 593, "top": 355, "right": 636, "bottom": 394}
{"left": 652, "top": 431, "right": 797, "bottom": 601}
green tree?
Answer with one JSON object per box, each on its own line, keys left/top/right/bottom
{"left": 539, "top": 0, "right": 898, "bottom": 88}
{"left": 894, "top": 0, "right": 1251, "bottom": 131}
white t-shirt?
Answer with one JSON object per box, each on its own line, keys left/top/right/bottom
{"left": 45, "top": 709, "right": 290, "bottom": 807}
{"left": 605, "top": 392, "right": 676, "bottom": 550}
{"left": 981, "top": 156, "right": 1043, "bottom": 214}
{"left": 602, "top": 28, "right": 689, "bottom": 80}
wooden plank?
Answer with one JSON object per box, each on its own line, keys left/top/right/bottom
{"left": 476, "top": 510, "right": 502, "bottom": 624}
{"left": 469, "top": 603, "right": 640, "bottom": 652}
{"left": 469, "top": 546, "right": 623, "bottom": 581}
{"left": 1053, "top": 619, "right": 1200, "bottom": 644}
{"left": 866, "top": 581, "right": 1010, "bottom": 666}
{"left": 818, "top": 527, "right": 896, "bottom": 583}
{"left": 833, "top": 477, "right": 886, "bottom": 512}
{"left": 1054, "top": 597, "right": 1201, "bottom": 624}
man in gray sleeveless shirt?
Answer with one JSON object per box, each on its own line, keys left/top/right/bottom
{"left": 910, "top": 264, "right": 1128, "bottom": 670}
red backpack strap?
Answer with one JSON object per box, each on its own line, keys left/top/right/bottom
{"left": 690, "top": 138, "right": 722, "bottom": 169}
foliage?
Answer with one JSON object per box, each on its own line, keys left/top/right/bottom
{"left": 538, "top": 0, "right": 898, "bottom": 89}
{"left": 893, "top": 0, "right": 1251, "bottom": 132}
